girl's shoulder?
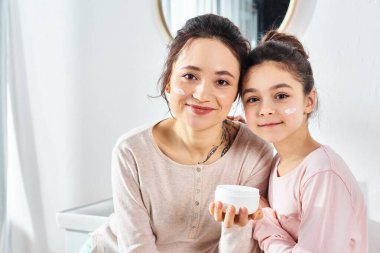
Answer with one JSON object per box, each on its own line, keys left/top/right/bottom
{"left": 299, "top": 146, "right": 360, "bottom": 192}
{"left": 301, "top": 145, "right": 349, "bottom": 175}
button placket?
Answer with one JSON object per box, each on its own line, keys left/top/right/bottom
{"left": 189, "top": 165, "right": 203, "bottom": 238}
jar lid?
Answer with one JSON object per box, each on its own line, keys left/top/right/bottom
{"left": 215, "top": 185, "right": 259, "bottom": 197}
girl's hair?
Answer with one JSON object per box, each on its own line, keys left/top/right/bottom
{"left": 242, "top": 31, "right": 316, "bottom": 112}
{"left": 157, "top": 14, "right": 251, "bottom": 107}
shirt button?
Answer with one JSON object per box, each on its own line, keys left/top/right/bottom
{"left": 191, "top": 226, "right": 196, "bottom": 229}
{"left": 195, "top": 201, "right": 199, "bottom": 206}
{"left": 196, "top": 189, "right": 200, "bottom": 193}
{"left": 196, "top": 167, "right": 201, "bottom": 172}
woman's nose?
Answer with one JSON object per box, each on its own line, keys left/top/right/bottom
{"left": 192, "top": 81, "right": 211, "bottom": 102}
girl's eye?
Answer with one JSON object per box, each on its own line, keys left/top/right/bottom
{"left": 183, "top": 74, "right": 197, "bottom": 80}
{"left": 275, "top": 93, "right": 289, "bottom": 100}
{"left": 217, "top": 80, "right": 229, "bottom": 86}
{"left": 246, "top": 97, "right": 260, "bottom": 104}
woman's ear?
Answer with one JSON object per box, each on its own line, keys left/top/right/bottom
{"left": 165, "top": 84, "right": 171, "bottom": 93}
{"left": 305, "top": 88, "right": 317, "bottom": 114}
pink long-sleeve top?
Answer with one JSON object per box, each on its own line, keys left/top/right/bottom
{"left": 220, "top": 146, "right": 368, "bottom": 253}
{"left": 221, "top": 145, "right": 368, "bottom": 253}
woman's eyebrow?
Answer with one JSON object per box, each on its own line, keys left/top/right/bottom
{"left": 181, "top": 65, "right": 201, "bottom": 71}
{"left": 181, "top": 66, "right": 235, "bottom": 79}
{"left": 215, "top": 70, "right": 235, "bottom": 79}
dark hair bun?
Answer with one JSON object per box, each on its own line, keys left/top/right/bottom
{"left": 262, "top": 30, "right": 309, "bottom": 59}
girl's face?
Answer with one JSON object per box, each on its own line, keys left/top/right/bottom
{"left": 167, "top": 38, "right": 240, "bottom": 130}
{"left": 242, "top": 61, "right": 315, "bottom": 143}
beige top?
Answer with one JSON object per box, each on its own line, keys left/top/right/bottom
{"left": 90, "top": 120, "right": 273, "bottom": 253}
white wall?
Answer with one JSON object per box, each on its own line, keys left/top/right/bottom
{"left": 9, "top": 1, "right": 168, "bottom": 252}
{"left": 8, "top": 0, "right": 380, "bottom": 252}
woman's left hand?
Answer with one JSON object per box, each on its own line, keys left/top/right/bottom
{"left": 226, "top": 115, "right": 246, "bottom": 124}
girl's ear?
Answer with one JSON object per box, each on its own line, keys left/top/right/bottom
{"left": 305, "top": 88, "right": 317, "bottom": 114}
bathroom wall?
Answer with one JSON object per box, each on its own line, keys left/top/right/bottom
{"left": 8, "top": 0, "right": 379, "bottom": 252}
{"left": 8, "top": 0, "right": 168, "bottom": 252}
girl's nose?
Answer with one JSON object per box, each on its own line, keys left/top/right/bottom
{"left": 259, "top": 101, "right": 275, "bottom": 116}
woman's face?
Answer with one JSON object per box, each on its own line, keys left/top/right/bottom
{"left": 167, "top": 38, "right": 240, "bottom": 130}
{"left": 242, "top": 61, "right": 315, "bottom": 143}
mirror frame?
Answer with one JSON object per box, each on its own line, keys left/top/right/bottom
{"left": 156, "top": 0, "right": 298, "bottom": 41}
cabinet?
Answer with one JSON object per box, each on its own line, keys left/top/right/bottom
{"left": 56, "top": 198, "right": 113, "bottom": 253}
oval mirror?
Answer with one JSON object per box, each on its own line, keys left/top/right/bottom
{"left": 157, "top": 0, "right": 297, "bottom": 46}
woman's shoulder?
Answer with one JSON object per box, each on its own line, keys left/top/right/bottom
{"left": 113, "top": 121, "right": 157, "bottom": 152}
{"left": 235, "top": 122, "right": 272, "bottom": 152}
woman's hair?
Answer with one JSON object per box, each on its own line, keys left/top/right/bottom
{"left": 157, "top": 14, "right": 251, "bottom": 107}
{"left": 242, "top": 30, "right": 316, "bottom": 107}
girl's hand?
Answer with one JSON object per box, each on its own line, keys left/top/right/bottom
{"left": 209, "top": 201, "right": 250, "bottom": 228}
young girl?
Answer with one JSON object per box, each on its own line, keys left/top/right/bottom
{"left": 211, "top": 30, "right": 368, "bottom": 252}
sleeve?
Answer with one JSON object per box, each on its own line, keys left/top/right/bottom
{"left": 218, "top": 221, "right": 262, "bottom": 253}
{"left": 218, "top": 144, "right": 272, "bottom": 253}
{"left": 253, "top": 171, "right": 355, "bottom": 253}
{"left": 243, "top": 143, "right": 273, "bottom": 197}
{"left": 111, "top": 144, "right": 160, "bottom": 253}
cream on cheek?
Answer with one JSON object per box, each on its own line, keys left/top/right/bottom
{"left": 172, "top": 86, "right": 185, "bottom": 96}
{"left": 284, "top": 107, "right": 297, "bottom": 115}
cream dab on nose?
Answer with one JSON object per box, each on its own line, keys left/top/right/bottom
{"left": 284, "top": 107, "right": 297, "bottom": 115}
{"left": 173, "top": 87, "right": 185, "bottom": 95}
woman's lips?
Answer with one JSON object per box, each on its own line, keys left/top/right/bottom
{"left": 187, "top": 104, "right": 215, "bottom": 115}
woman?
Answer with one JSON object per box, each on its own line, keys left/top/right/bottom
{"left": 83, "top": 14, "right": 273, "bottom": 253}
{"left": 211, "top": 30, "right": 368, "bottom": 252}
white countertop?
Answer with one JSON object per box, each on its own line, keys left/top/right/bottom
{"left": 56, "top": 198, "right": 113, "bottom": 232}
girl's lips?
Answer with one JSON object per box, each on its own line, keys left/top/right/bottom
{"left": 258, "top": 122, "right": 283, "bottom": 128}
{"left": 187, "top": 104, "right": 215, "bottom": 115}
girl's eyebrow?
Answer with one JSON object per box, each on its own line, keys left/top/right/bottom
{"left": 242, "top": 83, "right": 292, "bottom": 96}
{"left": 271, "top": 83, "right": 293, "bottom": 90}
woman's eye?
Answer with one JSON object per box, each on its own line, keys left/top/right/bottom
{"left": 183, "top": 74, "right": 196, "bottom": 80}
{"left": 275, "top": 93, "right": 289, "bottom": 100}
{"left": 217, "top": 80, "right": 229, "bottom": 86}
{"left": 246, "top": 97, "right": 259, "bottom": 103}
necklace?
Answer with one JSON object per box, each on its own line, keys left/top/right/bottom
{"left": 198, "top": 121, "right": 228, "bottom": 164}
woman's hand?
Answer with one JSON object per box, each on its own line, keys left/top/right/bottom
{"left": 226, "top": 115, "right": 246, "bottom": 124}
{"left": 209, "top": 201, "right": 250, "bottom": 228}
{"left": 209, "top": 197, "right": 270, "bottom": 228}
